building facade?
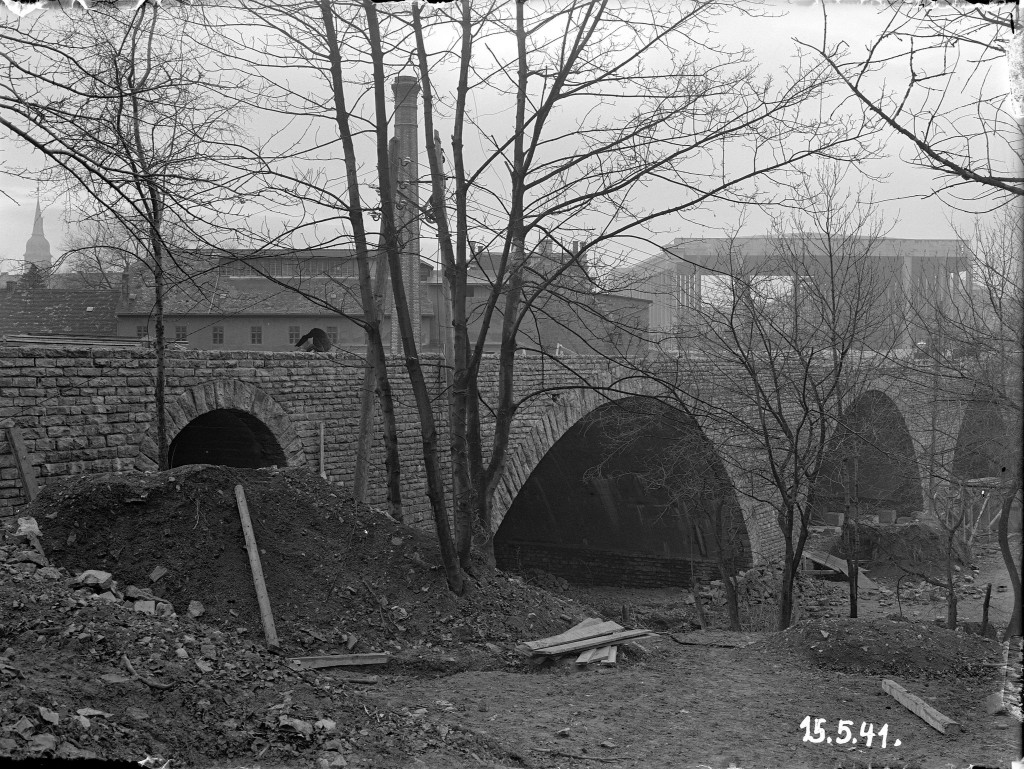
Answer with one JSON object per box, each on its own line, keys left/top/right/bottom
{"left": 615, "top": 235, "right": 973, "bottom": 349}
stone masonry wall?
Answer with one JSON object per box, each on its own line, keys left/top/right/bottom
{"left": 1, "top": 345, "right": 972, "bottom": 576}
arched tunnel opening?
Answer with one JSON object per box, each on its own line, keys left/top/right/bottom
{"left": 809, "top": 391, "right": 923, "bottom": 522}
{"left": 952, "top": 400, "right": 1010, "bottom": 481}
{"left": 167, "top": 408, "right": 287, "bottom": 469}
{"left": 494, "top": 397, "right": 751, "bottom": 588}
{"left": 951, "top": 400, "right": 1021, "bottom": 534}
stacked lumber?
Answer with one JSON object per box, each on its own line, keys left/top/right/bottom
{"left": 518, "top": 617, "right": 654, "bottom": 666}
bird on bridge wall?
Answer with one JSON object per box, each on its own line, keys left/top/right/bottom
{"left": 295, "top": 328, "right": 332, "bottom": 352}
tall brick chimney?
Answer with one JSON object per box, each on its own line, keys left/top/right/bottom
{"left": 390, "top": 75, "right": 421, "bottom": 356}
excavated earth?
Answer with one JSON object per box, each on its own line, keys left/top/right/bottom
{"left": 0, "top": 465, "right": 1020, "bottom": 769}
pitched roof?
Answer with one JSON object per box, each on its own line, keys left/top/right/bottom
{"left": 0, "top": 289, "right": 121, "bottom": 338}
{"left": 118, "top": 275, "right": 369, "bottom": 318}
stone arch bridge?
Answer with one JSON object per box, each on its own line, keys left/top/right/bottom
{"left": 0, "top": 346, "right": 1005, "bottom": 586}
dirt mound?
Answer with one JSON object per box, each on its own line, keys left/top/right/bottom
{"left": 29, "top": 466, "right": 582, "bottom": 655}
{"left": 832, "top": 521, "right": 971, "bottom": 573}
{"left": 0, "top": 541, "right": 530, "bottom": 766}
{"left": 739, "top": 617, "right": 1004, "bottom": 680}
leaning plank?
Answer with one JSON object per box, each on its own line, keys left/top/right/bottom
{"left": 881, "top": 678, "right": 959, "bottom": 735}
{"left": 576, "top": 645, "right": 613, "bottom": 665}
{"left": 600, "top": 646, "right": 618, "bottom": 666}
{"left": 234, "top": 485, "right": 279, "bottom": 648}
{"left": 523, "top": 618, "right": 624, "bottom": 652}
{"left": 804, "top": 549, "right": 878, "bottom": 589}
{"left": 288, "top": 653, "right": 390, "bottom": 671}
{"left": 5, "top": 426, "right": 39, "bottom": 504}
{"left": 534, "top": 629, "right": 653, "bottom": 656}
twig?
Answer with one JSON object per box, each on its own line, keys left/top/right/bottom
{"left": 361, "top": 578, "right": 399, "bottom": 630}
{"left": 121, "top": 654, "right": 173, "bottom": 690}
{"left": 533, "top": 748, "right": 622, "bottom": 763}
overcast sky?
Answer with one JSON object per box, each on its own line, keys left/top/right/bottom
{"left": 0, "top": 0, "right": 1017, "bottom": 274}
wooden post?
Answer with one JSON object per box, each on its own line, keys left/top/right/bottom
{"left": 843, "top": 457, "right": 858, "bottom": 618}
{"left": 5, "top": 426, "right": 39, "bottom": 503}
{"left": 234, "top": 484, "right": 279, "bottom": 648}
{"left": 319, "top": 421, "right": 327, "bottom": 480}
{"left": 981, "top": 583, "right": 992, "bottom": 637}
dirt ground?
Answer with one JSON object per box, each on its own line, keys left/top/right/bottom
{"left": 1, "top": 467, "right": 1021, "bottom": 769}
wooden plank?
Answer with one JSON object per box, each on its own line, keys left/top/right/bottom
{"left": 600, "top": 646, "right": 618, "bottom": 666}
{"left": 804, "top": 549, "right": 877, "bottom": 589}
{"left": 669, "top": 630, "right": 758, "bottom": 648}
{"left": 288, "top": 653, "right": 389, "bottom": 671}
{"left": 523, "top": 618, "right": 623, "bottom": 651}
{"left": 534, "top": 628, "right": 653, "bottom": 656}
{"left": 576, "top": 645, "right": 612, "bottom": 665}
{"left": 5, "top": 426, "right": 39, "bottom": 503}
{"left": 234, "top": 485, "right": 279, "bottom": 648}
{"left": 881, "top": 679, "right": 959, "bottom": 735}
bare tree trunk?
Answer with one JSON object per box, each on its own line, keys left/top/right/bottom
{"left": 352, "top": 364, "right": 374, "bottom": 503}
{"left": 153, "top": 233, "right": 167, "bottom": 470}
{"left": 318, "top": 0, "right": 402, "bottom": 520}
{"left": 363, "top": 0, "right": 464, "bottom": 593}
{"left": 413, "top": 3, "right": 476, "bottom": 569}
{"left": 997, "top": 472, "right": 1022, "bottom": 640}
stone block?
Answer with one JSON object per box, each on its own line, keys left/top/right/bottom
{"left": 133, "top": 600, "right": 157, "bottom": 615}
{"left": 74, "top": 570, "right": 114, "bottom": 591}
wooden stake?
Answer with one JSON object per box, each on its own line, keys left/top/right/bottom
{"left": 5, "top": 426, "right": 39, "bottom": 503}
{"left": 319, "top": 422, "right": 327, "bottom": 480}
{"left": 881, "top": 678, "right": 959, "bottom": 735}
{"left": 981, "top": 583, "right": 992, "bottom": 636}
{"left": 234, "top": 484, "right": 279, "bottom": 648}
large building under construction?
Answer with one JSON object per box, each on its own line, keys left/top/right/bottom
{"left": 614, "top": 235, "right": 974, "bottom": 350}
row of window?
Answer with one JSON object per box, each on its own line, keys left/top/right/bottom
{"left": 135, "top": 324, "right": 340, "bottom": 346}
{"left": 219, "top": 258, "right": 360, "bottom": 278}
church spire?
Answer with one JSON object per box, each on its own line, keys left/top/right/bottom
{"left": 24, "top": 197, "right": 52, "bottom": 271}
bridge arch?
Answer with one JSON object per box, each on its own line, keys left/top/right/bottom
{"left": 952, "top": 399, "right": 1011, "bottom": 481}
{"left": 810, "top": 390, "right": 923, "bottom": 520}
{"left": 136, "top": 379, "right": 306, "bottom": 470}
{"left": 492, "top": 391, "right": 756, "bottom": 586}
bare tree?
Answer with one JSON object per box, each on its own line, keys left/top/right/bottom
{"left": 0, "top": 3, "right": 247, "bottom": 468}
{"left": 410, "top": 0, "right": 877, "bottom": 575}
{"left": 801, "top": 3, "right": 1023, "bottom": 205}
{"left": 902, "top": 205, "right": 1023, "bottom": 639}
{"left": 668, "top": 165, "right": 901, "bottom": 629}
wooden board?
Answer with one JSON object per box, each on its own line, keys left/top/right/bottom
{"left": 575, "top": 645, "right": 613, "bottom": 665}
{"left": 600, "top": 646, "right": 618, "bottom": 666}
{"left": 804, "top": 549, "right": 878, "bottom": 589}
{"left": 523, "top": 618, "right": 623, "bottom": 652}
{"left": 235, "top": 485, "right": 279, "bottom": 648}
{"left": 533, "top": 629, "right": 654, "bottom": 656}
{"left": 881, "top": 678, "right": 959, "bottom": 735}
{"left": 670, "top": 630, "right": 760, "bottom": 648}
{"left": 288, "top": 653, "right": 390, "bottom": 671}
{"left": 5, "top": 426, "right": 39, "bottom": 503}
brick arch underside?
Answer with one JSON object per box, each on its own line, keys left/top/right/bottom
{"left": 135, "top": 380, "right": 306, "bottom": 471}
{"left": 491, "top": 385, "right": 774, "bottom": 571}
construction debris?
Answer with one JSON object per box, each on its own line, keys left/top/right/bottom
{"left": 519, "top": 617, "right": 655, "bottom": 666}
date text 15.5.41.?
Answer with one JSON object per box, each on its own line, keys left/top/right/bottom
{"left": 799, "top": 717, "right": 902, "bottom": 748}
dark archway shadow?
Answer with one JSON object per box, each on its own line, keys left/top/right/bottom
{"left": 810, "top": 391, "right": 923, "bottom": 521}
{"left": 168, "top": 408, "right": 287, "bottom": 469}
{"left": 494, "top": 396, "right": 750, "bottom": 587}
{"left": 952, "top": 400, "right": 1010, "bottom": 481}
